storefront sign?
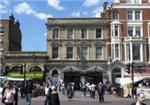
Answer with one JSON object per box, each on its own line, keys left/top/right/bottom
{"left": 134, "top": 68, "right": 150, "bottom": 75}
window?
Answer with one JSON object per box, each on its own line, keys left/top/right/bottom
{"left": 67, "top": 47, "right": 73, "bottom": 59}
{"left": 96, "top": 47, "right": 103, "bottom": 60}
{"left": 126, "top": 44, "right": 131, "bottom": 61}
{"left": 81, "top": 29, "right": 87, "bottom": 39}
{"left": 112, "top": 44, "right": 119, "bottom": 59}
{"left": 67, "top": 28, "right": 73, "bottom": 39}
{"left": 135, "top": 10, "right": 140, "bottom": 20}
{"left": 53, "top": 28, "right": 59, "bottom": 39}
{"left": 52, "top": 47, "right": 59, "bottom": 59}
{"left": 132, "top": 43, "right": 140, "bottom": 60}
{"left": 112, "top": 11, "right": 119, "bottom": 20}
{"left": 127, "top": 10, "right": 141, "bottom": 20}
{"left": 96, "top": 28, "right": 101, "bottom": 38}
{"left": 148, "top": 25, "right": 150, "bottom": 37}
{"left": 81, "top": 47, "right": 87, "bottom": 60}
{"left": 135, "top": 26, "right": 141, "bottom": 36}
{"left": 128, "top": 11, "right": 133, "bottom": 20}
{"left": 128, "top": 26, "right": 141, "bottom": 37}
{"left": 126, "top": 0, "right": 141, "bottom": 4}
{"left": 115, "top": 44, "right": 119, "bottom": 58}
{"left": 128, "top": 26, "right": 133, "bottom": 36}
{"left": 114, "top": 25, "right": 119, "bottom": 37}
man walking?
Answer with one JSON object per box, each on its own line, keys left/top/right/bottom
{"left": 131, "top": 93, "right": 146, "bottom": 105}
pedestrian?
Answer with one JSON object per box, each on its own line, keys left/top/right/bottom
{"left": 67, "top": 83, "right": 73, "bottom": 101}
{"left": 44, "top": 83, "right": 51, "bottom": 105}
{"left": 90, "top": 82, "right": 96, "bottom": 99}
{"left": 13, "top": 83, "right": 18, "bottom": 105}
{"left": 2, "top": 81, "right": 16, "bottom": 105}
{"left": 131, "top": 93, "right": 146, "bottom": 105}
{"left": 48, "top": 85, "right": 60, "bottom": 105}
{"left": 25, "top": 80, "right": 34, "bottom": 105}
{"left": 97, "top": 82, "right": 105, "bottom": 103}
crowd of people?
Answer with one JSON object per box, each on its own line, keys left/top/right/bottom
{"left": 1, "top": 79, "right": 148, "bottom": 105}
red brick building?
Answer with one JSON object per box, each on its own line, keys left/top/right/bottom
{"left": 103, "top": 0, "right": 150, "bottom": 97}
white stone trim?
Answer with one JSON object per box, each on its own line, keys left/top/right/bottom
{"left": 113, "top": 5, "right": 150, "bottom": 9}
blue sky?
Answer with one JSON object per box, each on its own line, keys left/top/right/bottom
{"left": 0, "top": 0, "right": 113, "bottom": 51}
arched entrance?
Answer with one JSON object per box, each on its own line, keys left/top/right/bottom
{"left": 52, "top": 69, "right": 59, "bottom": 85}
{"left": 112, "top": 68, "right": 121, "bottom": 84}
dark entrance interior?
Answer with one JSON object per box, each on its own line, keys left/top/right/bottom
{"left": 86, "top": 72, "right": 103, "bottom": 84}
{"left": 64, "top": 72, "right": 80, "bottom": 90}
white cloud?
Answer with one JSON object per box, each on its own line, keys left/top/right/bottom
{"left": 71, "top": 11, "right": 80, "bottom": 17}
{"left": 0, "top": 4, "right": 7, "bottom": 13}
{"left": 14, "top": 2, "right": 35, "bottom": 15}
{"left": 92, "top": 7, "right": 103, "bottom": 17}
{"left": 47, "top": 0, "right": 64, "bottom": 11}
{"left": 83, "top": 0, "right": 99, "bottom": 7}
{"left": 14, "top": 2, "right": 52, "bottom": 20}
{"left": 3, "top": 0, "right": 10, "bottom": 6}
{"left": 35, "top": 12, "right": 52, "bottom": 20}
{"left": 44, "top": 32, "right": 47, "bottom": 36}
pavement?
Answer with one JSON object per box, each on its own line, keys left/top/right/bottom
{"left": 2, "top": 91, "right": 150, "bottom": 105}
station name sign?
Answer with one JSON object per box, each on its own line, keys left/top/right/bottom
{"left": 134, "top": 68, "right": 150, "bottom": 74}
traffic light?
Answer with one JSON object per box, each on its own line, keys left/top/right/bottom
{"left": 126, "top": 63, "right": 131, "bottom": 74}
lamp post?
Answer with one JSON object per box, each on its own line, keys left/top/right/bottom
{"left": 131, "top": 62, "right": 134, "bottom": 97}
{"left": 23, "top": 63, "right": 26, "bottom": 88}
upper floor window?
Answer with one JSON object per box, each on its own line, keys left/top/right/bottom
{"left": 52, "top": 47, "right": 59, "bottom": 59}
{"left": 53, "top": 28, "right": 59, "bottom": 39}
{"left": 127, "top": 10, "right": 141, "bottom": 21}
{"left": 128, "top": 11, "right": 133, "bottom": 20}
{"left": 67, "top": 28, "right": 73, "bottom": 39}
{"left": 128, "top": 26, "right": 141, "bottom": 37}
{"left": 135, "top": 10, "right": 140, "bottom": 20}
{"left": 132, "top": 43, "right": 140, "bottom": 60}
{"left": 96, "top": 47, "right": 103, "bottom": 60}
{"left": 81, "top": 47, "right": 88, "bottom": 60}
{"left": 96, "top": 28, "right": 102, "bottom": 38}
{"left": 81, "top": 28, "right": 87, "bottom": 39}
{"left": 112, "top": 11, "right": 119, "bottom": 20}
{"left": 112, "top": 25, "right": 120, "bottom": 37}
{"left": 67, "top": 47, "right": 73, "bottom": 59}
{"left": 126, "top": 0, "right": 141, "bottom": 4}
{"left": 112, "top": 44, "right": 119, "bottom": 59}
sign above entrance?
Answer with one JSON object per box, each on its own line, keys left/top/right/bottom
{"left": 134, "top": 68, "right": 150, "bottom": 75}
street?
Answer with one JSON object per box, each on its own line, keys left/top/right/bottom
{"left": 17, "top": 91, "right": 150, "bottom": 105}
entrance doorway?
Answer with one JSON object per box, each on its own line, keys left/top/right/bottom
{"left": 52, "top": 70, "right": 59, "bottom": 85}
{"left": 86, "top": 73, "right": 103, "bottom": 84}
{"left": 64, "top": 73, "right": 80, "bottom": 90}
{"left": 112, "top": 68, "right": 121, "bottom": 84}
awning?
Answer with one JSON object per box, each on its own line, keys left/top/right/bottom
{"left": 115, "top": 75, "right": 150, "bottom": 86}
{"left": 86, "top": 66, "right": 106, "bottom": 73}
{"left": 62, "top": 66, "right": 80, "bottom": 73}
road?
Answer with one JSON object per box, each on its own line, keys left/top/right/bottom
{"left": 17, "top": 91, "right": 150, "bottom": 105}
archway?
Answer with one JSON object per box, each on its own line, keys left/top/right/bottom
{"left": 52, "top": 69, "right": 59, "bottom": 85}
{"left": 111, "top": 68, "right": 121, "bottom": 84}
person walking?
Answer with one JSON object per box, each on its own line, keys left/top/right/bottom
{"left": 48, "top": 85, "right": 60, "bottom": 105}
{"left": 97, "top": 82, "right": 105, "bottom": 103}
{"left": 131, "top": 93, "right": 146, "bottom": 105}
{"left": 2, "top": 81, "right": 16, "bottom": 105}
{"left": 25, "top": 80, "right": 34, "bottom": 105}
{"left": 44, "top": 83, "right": 51, "bottom": 105}
{"left": 67, "top": 83, "right": 73, "bottom": 101}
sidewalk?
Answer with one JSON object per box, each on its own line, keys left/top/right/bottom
{"left": 32, "top": 91, "right": 132, "bottom": 102}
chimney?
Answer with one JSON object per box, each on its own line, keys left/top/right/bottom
{"left": 103, "top": 2, "right": 108, "bottom": 12}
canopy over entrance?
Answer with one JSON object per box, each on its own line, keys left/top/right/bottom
{"left": 62, "top": 66, "right": 80, "bottom": 73}
{"left": 86, "top": 66, "right": 106, "bottom": 73}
